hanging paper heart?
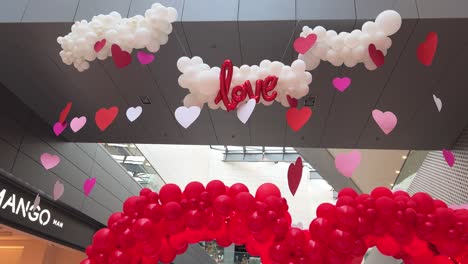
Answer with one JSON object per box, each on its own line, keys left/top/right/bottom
{"left": 417, "top": 32, "right": 438, "bottom": 66}
{"left": 59, "top": 102, "right": 72, "bottom": 124}
{"left": 175, "top": 106, "right": 201, "bottom": 129}
{"left": 40, "top": 153, "right": 61, "bottom": 170}
{"left": 332, "top": 77, "right": 352, "bottom": 92}
{"left": 95, "top": 106, "right": 119, "bottom": 131}
{"left": 111, "top": 44, "right": 132, "bottom": 69}
{"left": 94, "top": 39, "right": 106, "bottom": 52}
{"left": 368, "top": 44, "right": 385, "bottom": 68}
{"left": 286, "top": 107, "right": 312, "bottom": 132}
{"left": 237, "top": 99, "right": 256, "bottom": 124}
{"left": 53, "top": 180, "right": 64, "bottom": 201}
{"left": 442, "top": 149, "right": 455, "bottom": 167}
{"left": 288, "top": 157, "right": 303, "bottom": 196}
{"left": 286, "top": 95, "right": 298, "bottom": 108}
{"left": 293, "top": 34, "right": 317, "bottom": 54}
{"left": 137, "top": 51, "right": 155, "bottom": 65}
{"left": 372, "top": 109, "right": 397, "bottom": 135}
{"left": 31, "top": 194, "right": 40, "bottom": 211}
{"left": 53, "top": 122, "right": 67, "bottom": 136}
{"left": 83, "top": 178, "right": 97, "bottom": 197}
{"left": 335, "top": 150, "right": 362, "bottom": 178}
{"left": 433, "top": 94, "right": 442, "bottom": 112}
{"left": 70, "top": 116, "right": 87, "bottom": 132}
{"left": 126, "top": 106, "right": 143, "bottom": 122}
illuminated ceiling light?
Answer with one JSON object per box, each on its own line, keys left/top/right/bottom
{"left": 402, "top": 155, "right": 407, "bottom": 159}
{"left": 395, "top": 170, "right": 400, "bottom": 174}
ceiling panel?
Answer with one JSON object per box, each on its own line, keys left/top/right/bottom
{"left": 358, "top": 19, "right": 468, "bottom": 149}
{"left": 0, "top": 0, "right": 29, "bottom": 22}
{"left": 416, "top": 0, "right": 468, "bottom": 19}
{"left": 321, "top": 19, "right": 418, "bottom": 148}
{"left": 239, "top": 0, "right": 295, "bottom": 21}
{"left": 182, "top": 0, "right": 238, "bottom": 22}
{"left": 21, "top": 0, "right": 79, "bottom": 22}
{"left": 74, "top": 0, "right": 132, "bottom": 21}
{"left": 128, "top": 0, "right": 184, "bottom": 20}
{"left": 296, "top": 0, "right": 355, "bottom": 21}
{"left": 356, "top": 0, "right": 418, "bottom": 19}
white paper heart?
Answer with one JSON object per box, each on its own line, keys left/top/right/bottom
{"left": 237, "top": 99, "right": 256, "bottom": 124}
{"left": 175, "top": 106, "right": 201, "bottom": 128}
{"left": 433, "top": 94, "right": 442, "bottom": 112}
{"left": 31, "top": 194, "right": 40, "bottom": 211}
{"left": 53, "top": 180, "right": 64, "bottom": 201}
{"left": 126, "top": 106, "right": 143, "bottom": 122}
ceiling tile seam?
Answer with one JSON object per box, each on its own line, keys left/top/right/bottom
{"left": 19, "top": 0, "right": 33, "bottom": 22}
{"left": 352, "top": 18, "right": 420, "bottom": 147}
{"left": 72, "top": 0, "right": 82, "bottom": 22}
{"left": 126, "top": 0, "right": 134, "bottom": 18}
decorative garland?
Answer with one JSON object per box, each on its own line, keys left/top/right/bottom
{"left": 57, "top": 3, "right": 177, "bottom": 71}
{"left": 296, "top": 10, "right": 402, "bottom": 70}
{"left": 81, "top": 181, "right": 468, "bottom": 264}
{"left": 177, "top": 57, "right": 313, "bottom": 110}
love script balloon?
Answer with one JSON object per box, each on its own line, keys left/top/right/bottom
{"left": 83, "top": 181, "right": 468, "bottom": 264}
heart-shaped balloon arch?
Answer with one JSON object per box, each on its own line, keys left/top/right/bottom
{"left": 81, "top": 181, "right": 468, "bottom": 264}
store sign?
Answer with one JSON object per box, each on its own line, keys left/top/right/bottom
{"left": 0, "top": 188, "right": 63, "bottom": 228}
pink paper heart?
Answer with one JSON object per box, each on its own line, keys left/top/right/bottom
{"left": 53, "top": 122, "right": 67, "bottom": 136}
{"left": 83, "top": 178, "right": 96, "bottom": 197}
{"left": 288, "top": 157, "right": 303, "bottom": 196}
{"left": 70, "top": 116, "right": 87, "bottom": 132}
{"left": 332, "top": 77, "right": 352, "bottom": 92}
{"left": 293, "top": 34, "right": 317, "bottom": 54}
{"left": 335, "top": 150, "right": 362, "bottom": 178}
{"left": 53, "top": 180, "right": 64, "bottom": 201}
{"left": 40, "top": 153, "right": 60, "bottom": 170}
{"left": 137, "top": 51, "right": 155, "bottom": 65}
{"left": 237, "top": 99, "right": 256, "bottom": 124}
{"left": 442, "top": 149, "right": 455, "bottom": 167}
{"left": 372, "top": 109, "right": 397, "bottom": 135}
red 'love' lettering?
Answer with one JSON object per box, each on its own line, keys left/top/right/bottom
{"left": 214, "top": 60, "right": 278, "bottom": 111}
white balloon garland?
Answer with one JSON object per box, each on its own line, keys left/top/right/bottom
{"left": 177, "top": 56, "right": 313, "bottom": 110}
{"left": 297, "top": 10, "right": 402, "bottom": 70}
{"left": 57, "top": 3, "right": 177, "bottom": 71}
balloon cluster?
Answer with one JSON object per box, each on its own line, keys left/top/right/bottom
{"left": 177, "top": 57, "right": 313, "bottom": 110}
{"left": 57, "top": 3, "right": 177, "bottom": 71}
{"left": 81, "top": 182, "right": 468, "bottom": 264}
{"left": 298, "top": 10, "right": 402, "bottom": 71}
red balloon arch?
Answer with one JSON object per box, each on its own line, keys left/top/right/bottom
{"left": 81, "top": 181, "right": 468, "bottom": 264}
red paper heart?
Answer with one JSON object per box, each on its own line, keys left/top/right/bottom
{"left": 95, "top": 106, "right": 119, "bottom": 131}
{"left": 111, "top": 44, "right": 132, "bottom": 69}
{"left": 417, "top": 32, "right": 438, "bottom": 66}
{"left": 94, "top": 39, "right": 106, "bottom": 52}
{"left": 288, "top": 157, "right": 303, "bottom": 196}
{"left": 368, "top": 44, "right": 385, "bottom": 68}
{"left": 293, "top": 34, "right": 317, "bottom": 54}
{"left": 286, "top": 95, "right": 298, "bottom": 108}
{"left": 59, "top": 102, "right": 72, "bottom": 124}
{"left": 286, "top": 107, "right": 312, "bottom": 132}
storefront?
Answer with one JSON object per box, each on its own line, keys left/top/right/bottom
{"left": 0, "top": 169, "right": 104, "bottom": 263}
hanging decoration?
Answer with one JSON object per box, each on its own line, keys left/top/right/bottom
{"left": 372, "top": 109, "right": 398, "bottom": 135}
{"left": 286, "top": 107, "right": 312, "bottom": 131}
{"left": 81, "top": 181, "right": 468, "bottom": 264}
{"left": 70, "top": 116, "right": 87, "bottom": 132}
{"left": 95, "top": 106, "right": 119, "bottom": 131}
{"left": 53, "top": 121, "right": 67, "bottom": 136}
{"left": 53, "top": 180, "right": 65, "bottom": 201}
{"left": 57, "top": 3, "right": 178, "bottom": 71}
{"left": 334, "top": 150, "right": 362, "bottom": 178}
{"left": 126, "top": 106, "right": 143, "bottom": 122}
{"left": 417, "top": 32, "right": 438, "bottom": 66}
{"left": 433, "top": 94, "right": 442, "bottom": 112}
{"left": 83, "top": 178, "right": 97, "bottom": 197}
{"left": 177, "top": 57, "right": 313, "bottom": 111}
{"left": 58, "top": 102, "right": 72, "bottom": 124}
{"left": 332, "top": 77, "right": 352, "bottom": 92}
{"left": 287, "top": 157, "right": 303, "bottom": 196}
{"left": 40, "top": 153, "right": 61, "bottom": 170}
{"left": 174, "top": 106, "right": 201, "bottom": 129}
{"left": 296, "top": 10, "right": 402, "bottom": 70}
{"left": 442, "top": 149, "right": 455, "bottom": 167}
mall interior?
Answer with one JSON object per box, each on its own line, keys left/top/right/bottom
{"left": 0, "top": 0, "right": 467, "bottom": 263}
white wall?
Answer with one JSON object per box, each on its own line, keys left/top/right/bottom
{"left": 137, "top": 144, "right": 335, "bottom": 226}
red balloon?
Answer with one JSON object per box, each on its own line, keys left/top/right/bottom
{"left": 162, "top": 201, "right": 183, "bottom": 220}
{"left": 186, "top": 209, "right": 203, "bottom": 229}
{"left": 433, "top": 199, "right": 447, "bottom": 208}
{"left": 376, "top": 235, "right": 400, "bottom": 256}
{"left": 118, "top": 228, "right": 136, "bottom": 249}
{"left": 394, "top": 190, "right": 410, "bottom": 197}
{"left": 228, "top": 215, "right": 250, "bottom": 244}
{"left": 309, "top": 218, "right": 332, "bottom": 242}
{"left": 269, "top": 242, "right": 291, "bottom": 263}
{"left": 432, "top": 256, "right": 453, "bottom": 264}
{"left": 256, "top": 183, "right": 281, "bottom": 202}
{"left": 144, "top": 203, "right": 162, "bottom": 223}
{"left": 183, "top": 181, "right": 205, "bottom": 199}
{"left": 375, "top": 196, "right": 397, "bottom": 217}
{"left": 351, "top": 239, "right": 367, "bottom": 257}
{"left": 336, "top": 196, "right": 355, "bottom": 207}
{"left": 147, "top": 191, "right": 159, "bottom": 203}
{"left": 206, "top": 180, "right": 226, "bottom": 199}
{"left": 246, "top": 237, "right": 263, "bottom": 256}
{"left": 163, "top": 217, "right": 185, "bottom": 235}
{"left": 80, "top": 259, "right": 91, "bottom": 264}
{"left": 159, "top": 184, "right": 182, "bottom": 204}
{"left": 235, "top": 192, "right": 256, "bottom": 213}
{"left": 123, "top": 196, "right": 139, "bottom": 216}
{"left": 92, "top": 228, "right": 117, "bottom": 252}
{"left": 338, "top": 188, "right": 358, "bottom": 199}
{"left": 132, "top": 218, "right": 153, "bottom": 240}
{"left": 108, "top": 249, "right": 131, "bottom": 264}
{"left": 85, "top": 245, "right": 97, "bottom": 259}
{"left": 316, "top": 203, "right": 337, "bottom": 221}
{"left": 213, "top": 195, "right": 234, "bottom": 216}
{"left": 303, "top": 239, "right": 324, "bottom": 262}
{"left": 371, "top": 187, "right": 393, "bottom": 199}
{"left": 330, "top": 229, "right": 354, "bottom": 253}
{"left": 336, "top": 205, "right": 358, "bottom": 230}
{"left": 412, "top": 192, "right": 435, "bottom": 214}
{"left": 229, "top": 183, "right": 249, "bottom": 197}
{"left": 286, "top": 228, "right": 306, "bottom": 247}
{"left": 140, "top": 187, "right": 152, "bottom": 197}
{"left": 142, "top": 238, "right": 162, "bottom": 257}
{"left": 135, "top": 196, "right": 149, "bottom": 215}
{"left": 273, "top": 217, "right": 289, "bottom": 238}
{"left": 169, "top": 233, "right": 188, "bottom": 252}
{"left": 108, "top": 212, "right": 124, "bottom": 229}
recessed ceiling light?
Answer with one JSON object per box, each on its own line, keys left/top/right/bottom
{"left": 402, "top": 155, "right": 407, "bottom": 159}
{"left": 390, "top": 183, "right": 394, "bottom": 186}
{"left": 395, "top": 170, "right": 400, "bottom": 174}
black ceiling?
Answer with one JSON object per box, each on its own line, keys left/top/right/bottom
{"left": 1, "top": 0, "right": 468, "bottom": 149}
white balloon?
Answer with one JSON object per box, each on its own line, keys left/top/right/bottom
{"left": 177, "top": 57, "right": 191, "bottom": 72}
{"left": 359, "top": 33, "right": 371, "bottom": 47}
{"left": 291, "top": 60, "right": 306, "bottom": 73}
{"left": 313, "top": 26, "right": 327, "bottom": 39}
{"left": 344, "top": 29, "right": 360, "bottom": 48}
{"left": 362, "top": 21, "right": 377, "bottom": 34}
{"left": 375, "top": 10, "right": 402, "bottom": 36}
{"left": 352, "top": 45, "right": 366, "bottom": 61}
{"left": 383, "top": 37, "right": 392, "bottom": 50}
{"left": 325, "top": 30, "right": 338, "bottom": 45}
{"left": 373, "top": 31, "right": 387, "bottom": 49}
{"left": 183, "top": 94, "right": 203, "bottom": 108}
{"left": 167, "top": 7, "right": 178, "bottom": 22}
